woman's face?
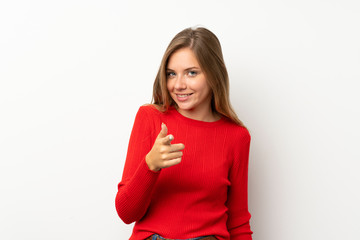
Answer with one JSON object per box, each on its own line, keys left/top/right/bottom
{"left": 166, "top": 48, "right": 212, "bottom": 119}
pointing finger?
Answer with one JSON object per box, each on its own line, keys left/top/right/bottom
{"left": 162, "top": 134, "right": 174, "bottom": 145}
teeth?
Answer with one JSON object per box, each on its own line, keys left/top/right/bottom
{"left": 177, "top": 94, "right": 191, "bottom": 97}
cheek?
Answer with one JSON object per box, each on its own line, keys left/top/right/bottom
{"left": 167, "top": 80, "right": 177, "bottom": 99}
{"left": 166, "top": 80, "right": 172, "bottom": 92}
{"left": 192, "top": 78, "right": 210, "bottom": 94}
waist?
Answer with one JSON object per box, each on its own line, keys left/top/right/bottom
{"left": 145, "top": 234, "right": 217, "bottom": 240}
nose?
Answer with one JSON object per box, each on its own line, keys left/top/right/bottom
{"left": 174, "top": 74, "right": 187, "bottom": 90}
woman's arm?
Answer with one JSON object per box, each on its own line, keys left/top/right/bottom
{"left": 115, "top": 106, "right": 161, "bottom": 224}
{"left": 226, "top": 128, "right": 253, "bottom": 240}
{"left": 115, "top": 106, "right": 184, "bottom": 224}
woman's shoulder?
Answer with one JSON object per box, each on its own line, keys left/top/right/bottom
{"left": 222, "top": 119, "right": 251, "bottom": 142}
{"left": 137, "top": 104, "right": 163, "bottom": 118}
{"left": 133, "top": 104, "right": 163, "bottom": 131}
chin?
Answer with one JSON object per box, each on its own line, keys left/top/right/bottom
{"left": 175, "top": 102, "right": 194, "bottom": 110}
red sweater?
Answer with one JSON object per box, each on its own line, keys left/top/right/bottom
{"left": 115, "top": 105, "right": 253, "bottom": 240}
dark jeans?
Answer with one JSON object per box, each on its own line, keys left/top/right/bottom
{"left": 145, "top": 234, "right": 217, "bottom": 240}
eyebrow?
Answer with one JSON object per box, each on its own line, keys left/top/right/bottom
{"left": 166, "top": 67, "right": 200, "bottom": 71}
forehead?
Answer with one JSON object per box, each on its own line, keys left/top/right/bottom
{"left": 167, "top": 48, "right": 200, "bottom": 69}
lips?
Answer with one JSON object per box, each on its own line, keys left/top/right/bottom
{"left": 177, "top": 94, "right": 192, "bottom": 97}
{"left": 175, "top": 93, "right": 193, "bottom": 101}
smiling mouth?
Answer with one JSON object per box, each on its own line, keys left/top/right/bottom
{"left": 176, "top": 93, "right": 193, "bottom": 97}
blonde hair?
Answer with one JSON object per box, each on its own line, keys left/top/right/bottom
{"left": 152, "top": 27, "right": 245, "bottom": 127}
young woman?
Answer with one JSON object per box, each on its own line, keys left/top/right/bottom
{"left": 115, "top": 27, "right": 253, "bottom": 240}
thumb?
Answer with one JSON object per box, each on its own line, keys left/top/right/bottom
{"left": 157, "top": 123, "right": 168, "bottom": 139}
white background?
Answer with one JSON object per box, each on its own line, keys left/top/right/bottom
{"left": 1, "top": 0, "right": 359, "bottom": 239}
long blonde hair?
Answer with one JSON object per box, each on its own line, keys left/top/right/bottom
{"left": 152, "top": 27, "right": 245, "bottom": 127}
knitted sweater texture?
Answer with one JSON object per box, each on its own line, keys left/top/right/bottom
{"left": 115, "top": 105, "right": 253, "bottom": 240}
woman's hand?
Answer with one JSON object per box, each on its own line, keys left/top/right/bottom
{"left": 145, "top": 123, "right": 185, "bottom": 172}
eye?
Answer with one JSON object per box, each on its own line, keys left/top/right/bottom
{"left": 188, "top": 71, "right": 198, "bottom": 77}
{"left": 166, "top": 72, "right": 176, "bottom": 78}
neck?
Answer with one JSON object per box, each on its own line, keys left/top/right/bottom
{"left": 177, "top": 106, "right": 220, "bottom": 122}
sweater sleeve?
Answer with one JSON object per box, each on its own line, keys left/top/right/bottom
{"left": 115, "top": 106, "right": 161, "bottom": 224}
{"left": 226, "top": 128, "right": 253, "bottom": 240}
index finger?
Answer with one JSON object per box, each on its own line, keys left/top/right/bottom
{"left": 161, "top": 134, "right": 174, "bottom": 145}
